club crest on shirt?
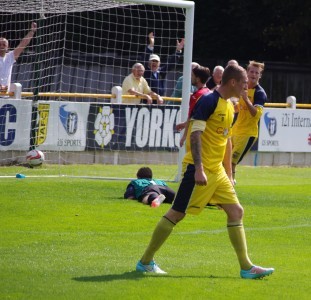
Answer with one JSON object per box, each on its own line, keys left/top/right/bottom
{"left": 216, "top": 127, "right": 229, "bottom": 136}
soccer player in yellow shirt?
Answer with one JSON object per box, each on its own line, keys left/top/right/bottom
{"left": 231, "top": 61, "right": 267, "bottom": 182}
{"left": 136, "top": 64, "right": 274, "bottom": 279}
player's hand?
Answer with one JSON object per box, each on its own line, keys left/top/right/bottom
{"left": 194, "top": 168, "right": 207, "bottom": 186}
{"left": 179, "top": 134, "right": 186, "bottom": 147}
{"left": 228, "top": 175, "right": 235, "bottom": 187}
{"left": 230, "top": 97, "right": 239, "bottom": 112}
{"left": 240, "top": 88, "right": 248, "bottom": 100}
{"left": 230, "top": 97, "right": 239, "bottom": 105}
{"left": 176, "top": 122, "right": 186, "bottom": 132}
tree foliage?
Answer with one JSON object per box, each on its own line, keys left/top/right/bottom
{"left": 192, "top": 0, "right": 311, "bottom": 63}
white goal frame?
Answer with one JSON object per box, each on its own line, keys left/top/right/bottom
{"left": 126, "top": 0, "right": 195, "bottom": 181}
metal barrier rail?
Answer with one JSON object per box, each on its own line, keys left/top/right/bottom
{"left": 1, "top": 90, "right": 311, "bottom": 108}
{"left": 264, "top": 103, "right": 311, "bottom": 108}
{"left": 1, "top": 91, "right": 114, "bottom": 99}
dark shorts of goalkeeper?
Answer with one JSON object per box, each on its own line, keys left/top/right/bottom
{"left": 138, "top": 185, "right": 175, "bottom": 204}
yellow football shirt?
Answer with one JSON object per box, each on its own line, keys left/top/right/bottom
{"left": 232, "top": 85, "right": 267, "bottom": 137}
{"left": 183, "top": 91, "right": 234, "bottom": 173}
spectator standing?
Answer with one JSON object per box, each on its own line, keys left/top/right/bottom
{"left": 206, "top": 65, "right": 224, "bottom": 91}
{"left": 135, "top": 65, "right": 274, "bottom": 279}
{"left": 122, "top": 63, "right": 163, "bottom": 104}
{"left": 231, "top": 61, "right": 267, "bottom": 182}
{"left": 0, "top": 22, "right": 37, "bottom": 92}
{"left": 143, "top": 32, "right": 184, "bottom": 97}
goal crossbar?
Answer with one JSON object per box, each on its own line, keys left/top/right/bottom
{"left": 1, "top": 0, "right": 195, "bottom": 182}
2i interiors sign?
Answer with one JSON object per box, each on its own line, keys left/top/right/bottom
{"left": 258, "top": 108, "right": 311, "bottom": 152}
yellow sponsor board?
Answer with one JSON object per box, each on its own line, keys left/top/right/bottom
{"left": 35, "top": 103, "right": 50, "bottom": 145}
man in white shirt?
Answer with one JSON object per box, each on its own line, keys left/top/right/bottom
{"left": 0, "top": 22, "right": 37, "bottom": 92}
{"left": 122, "top": 63, "right": 163, "bottom": 104}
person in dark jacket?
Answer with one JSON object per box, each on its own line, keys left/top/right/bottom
{"left": 142, "top": 32, "right": 184, "bottom": 99}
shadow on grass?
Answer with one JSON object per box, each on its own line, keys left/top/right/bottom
{"left": 73, "top": 271, "right": 149, "bottom": 282}
{"left": 73, "top": 272, "right": 229, "bottom": 282}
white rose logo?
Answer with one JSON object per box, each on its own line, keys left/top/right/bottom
{"left": 94, "top": 106, "right": 115, "bottom": 147}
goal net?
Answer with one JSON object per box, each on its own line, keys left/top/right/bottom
{"left": 0, "top": 0, "right": 194, "bottom": 181}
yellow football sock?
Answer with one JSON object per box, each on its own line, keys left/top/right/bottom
{"left": 227, "top": 222, "right": 253, "bottom": 270}
{"left": 141, "top": 216, "right": 176, "bottom": 264}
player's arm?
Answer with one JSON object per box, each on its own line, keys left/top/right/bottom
{"left": 14, "top": 22, "right": 37, "bottom": 60}
{"left": 240, "top": 89, "right": 257, "bottom": 117}
{"left": 176, "top": 121, "right": 187, "bottom": 132}
{"left": 223, "top": 137, "right": 234, "bottom": 185}
{"left": 189, "top": 94, "right": 216, "bottom": 185}
{"left": 124, "top": 184, "right": 135, "bottom": 199}
{"left": 252, "top": 90, "right": 267, "bottom": 119}
{"left": 190, "top": 120, "right": 207, "bottom": 186}
{"left": 179, "top": 118, "right": 190, "bottom": 147}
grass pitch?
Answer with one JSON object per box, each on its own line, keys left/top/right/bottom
{"left": 0, "top": 165, "right": 310, "bottom": 299}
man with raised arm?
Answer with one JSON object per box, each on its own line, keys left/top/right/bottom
{"left": 143, "top": 32, "right": 184, "bottom": 98}
{"left": 0, "top": 22, "right": 37, "bottom": 92}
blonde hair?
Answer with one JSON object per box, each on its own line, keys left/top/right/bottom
{"left": 248, "top": 60, "right": 265, "bottom": 72}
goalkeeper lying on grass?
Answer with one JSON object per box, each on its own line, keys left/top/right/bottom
{"left": 124, "top": 167, "right": 175, "bottom": 207}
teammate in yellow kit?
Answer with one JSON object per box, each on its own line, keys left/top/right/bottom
{"left": 231, "top": 61, "right": 267, "bottom": 182}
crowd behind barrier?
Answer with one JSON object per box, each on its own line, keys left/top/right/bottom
{"left": 9, "top": 56, "right": 311, "bottom": 105}
{"left": 1, "top": 84, "right": 311, "bottom": 109}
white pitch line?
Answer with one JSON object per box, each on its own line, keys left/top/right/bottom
{"left": 1, "top": 223, "right": 310, "bottom": 237}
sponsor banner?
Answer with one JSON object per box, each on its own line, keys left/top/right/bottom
{"left": 86, "top": 104, "right": 181, "bottom": 150}
{"left": 36, "top": 101, "right": 90, "bottom": 151}
{"left": 258, "top": 108, "right": 311, "bottom": 152}
{"left": 0, "top": 99, "right": 32, "bottom": 150}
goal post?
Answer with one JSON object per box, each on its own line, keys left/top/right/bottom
{"left": 0, "top": 0, "right": 195, "bottom": 181}
{"left": 127, "top": 0, "right": 195, "bottom": 181}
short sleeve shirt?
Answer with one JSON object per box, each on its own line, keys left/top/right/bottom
{"left": 122, "top": 73, "right": 151, "bottom": 104}
{"left": 0, "top": 51, "right": 15, "bottom": 87}
{"left": 183, "top": 91, "right": 235, "bottom": 173}
{"left": 232, "top": 84, "right": 267, "bottom": 137}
